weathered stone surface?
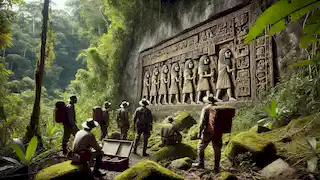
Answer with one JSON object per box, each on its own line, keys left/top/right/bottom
{"left": 114, "top": 160, "right": 183, "bottom": 180}
{"left": 261, "top": 158, "right": 295, "bottom": 179}
{"left": 34, "top": 160, "right": 92, "bottom": 180}
{"left": 169, "top": 157, "right": 193, "bottom": 170}
{"left": 174, "top": 111, "right": 197, "bottom": 131}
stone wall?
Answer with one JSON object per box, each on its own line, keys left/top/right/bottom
{"left": 120, "top": 0, "right": 305, "bottom": 114}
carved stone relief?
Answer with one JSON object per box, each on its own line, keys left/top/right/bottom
{"left": 139, "top": 2, "right": 274, "bottom": 105}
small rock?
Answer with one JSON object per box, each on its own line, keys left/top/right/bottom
{"left": 169, "top": 157, "right": 193, "bottom": 170}
{"left": 261, "top": 158, "right": 295, "bottom": 179}
{"left": 214, "top": 172, "right": 238, "bottom": 180}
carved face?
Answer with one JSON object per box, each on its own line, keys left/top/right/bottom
{"left": 204, "top": 56, "right": 210, "bottom": 65}
{"left": 174, "top": 64, "right": 180, "bottom": 71}
{"left": 225, "top": 50, "right": 232, "bottom": 59}
{"left": 163, "top": 65, "right": 169, "bottom": 73}
{"left": 154, "top": 68, "right": 159, "bottom": 75}
{"left": 145, "top": 71, "right": 150, "bottom": 78}
{"left": 188, "top": 61, "right": 194, "bottom": 69}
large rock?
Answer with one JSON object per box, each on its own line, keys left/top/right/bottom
{"left": 261, "top": 159, "right": 295, "bottom": 179}
{"left": 223, "top": 130, "right": 277, "bottom": 167}
{"left": 114, "top": 160, "right": 183, "bottom": 180}
{"left": 151, "top": 143, "right": 196, "bottom": 165}
{"left": 34, "top": 160, "right": 92, "bottom": 180}
{"left": 174, "top": 112, "right": 197, "bottom": 131}
{"left": 169, "top": 157, "right": 193, "bottom": 170}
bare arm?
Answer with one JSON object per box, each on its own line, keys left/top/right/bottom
{"left": 199, "top": 108, "right": 207, "bottom": 136}
{"left": 90, "top": 134, "right": 102, "bottom": 152}
{"left": 227, "top": 65, "right": 234, "bottom": 73}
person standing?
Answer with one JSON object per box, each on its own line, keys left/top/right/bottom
{"left": 116, "top": 101, "right": 130, "bottom": 140}
{"left": 132, "top": 99, "right": 153, "bottom": 156}
{"left": 62, "top": 95, "right": 79, "bottom": 155}
{"left": 192, "top": 94, "right": 221, "bottom": 172}
{"left": 71, "top": 118, "right": 105, "bottom": 177}
{"left": 160, "top": 116, "right": 182, "bottom": 145}
{"left": 101, "top": 101, "right": 111, "bottom": 140}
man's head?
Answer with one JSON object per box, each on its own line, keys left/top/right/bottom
{"left": 120, "top": 101, "right": 129, "bottom": 108}
{"left": 203, "top": 94, "right": 216, "bottom": 105}
{"left": 139, "top": 98, "right": 150, "bottom": 107}
{"left": 82, "top": 118, "right": 99, "bottom": 131}
{"left": 70, "top": 95, "right": 77, "bottom": 104}
{"left": 167, "top": 116, "right": 174, "bottom": 123}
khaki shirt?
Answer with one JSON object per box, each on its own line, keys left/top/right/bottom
{"left": 72, "top": 129, "right": 102, "bottom": 153}
{"left": 117, "top": 107, "right": 129, "bottom": 127}
{"left": 161, "top": 122, "right": 180, "bottom": 138}
{"left": 133, "top": 106, "right": 153, "bottom": 130}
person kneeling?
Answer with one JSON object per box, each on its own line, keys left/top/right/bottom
{"left": 71, "top": 119, "right": 105, "bottom": 177}
{"left": 161, "top": 116, "right": 182, "bottom": 145}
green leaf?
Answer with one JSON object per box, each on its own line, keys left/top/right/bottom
{"left": 268, "top": 20, "right": 286, "bottom": 36}
{"left": 264, "top": 106, "right": 273, "bottom": 117}
{"left": 12, "top": 144, "right": 26, "bottom": 164}
{"left": 303, "top": 23, "right": 320, "bottom": 34}
{"left": 307, "top": 156, "right": 318, "bottom": 172}
{"left": 291, "top": 1, "right": 320, "bottom": 23}
{"left": 288, "top": 60, "right": 313, "bottom": 68}
{"left": 25, "top": 136, "right": 38, "bottom": 162}
{"left": 300, "top": 34, "right": 319, "bottom": 48}
{"left": 307, "top": 11, "right": 320, "bottom": 25}
{"left": 271, "top": 98, "right": 277, "bottom": 117}
{"left": 245, "top": 0, "right": 320, "bottom": 44}
{"left": 50, "top": 125, "right": 58, "bottom": 136}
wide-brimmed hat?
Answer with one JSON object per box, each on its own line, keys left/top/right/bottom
{"left": 82, "top": 118, "right": 99, "bottom": 129}
{"left": 203, "top": 94, "right": 217, "bottom": 104}
{"left": 139, "top": 98, "right": 150, "bottom": 106}
{"left": 120, "top": 101, "right": 129, "bottom": 108}
{"left": 104, "top": 101, "right": 111, "bottom": 108}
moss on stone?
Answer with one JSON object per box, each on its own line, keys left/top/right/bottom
{"left": 114, "top": 160, "right": 183, "bottom": 180}
{"left": 215, "top": 172, "right": 237, "bottom": 180}
{"left": 169, "top": 157, "right": 193, "bottom": 170}
{"left": 151, "top": 143, "right": 196, "bottom": 163}
{"left": 185, "top": 124, "right": 199, "bottom": 141}
{"left": 34, "top": 160, "right": 88, "bottom": 180}
{"left": 174, "top": 112, "right": 197, "bottom": 131}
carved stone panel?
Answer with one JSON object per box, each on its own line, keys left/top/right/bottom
{"left": 138, "top": 2, "right": 274, "bottom": 104}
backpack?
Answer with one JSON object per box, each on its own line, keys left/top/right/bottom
{"left": 208, "top": 107, "right": 235, "bottom": 134}
{"left": 93, "top": 106, "right": 103, "bottom": 123}
{"left": 55, "top": 101, "right": 67, "bottom": 123}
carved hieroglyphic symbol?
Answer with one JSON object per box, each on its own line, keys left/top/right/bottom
{"left": 237, "top": 56, "right": 250, "bottom": 69}
{"left": 236, "top": 69, "right": 250, "bottom": 97}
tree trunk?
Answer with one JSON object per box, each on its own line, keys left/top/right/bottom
{"left": 23, "top": 0, "right": 50, "bottom": 147}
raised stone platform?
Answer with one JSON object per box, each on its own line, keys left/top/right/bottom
{"left": 148, "top": 101, "right": 246, "bottom": 122}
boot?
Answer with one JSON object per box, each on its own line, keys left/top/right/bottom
{"left": 192, "top": 150, "right": 204, "bottom": 168}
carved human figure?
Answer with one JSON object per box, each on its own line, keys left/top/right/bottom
{"left": 182, "top": 60, "right": 196, "bottom": 104}
{"left": 149, "top": 68, "right": 160, "bottom": 105}
{"left": 215, "top": 48, "right": 236, "bottom": 102}
{"left": 158, "top": 65, "right": 170, "bottom": 105}
{"left": 142, "top": 71, "right": 151, "bottom": 99}
{"left": 196, "top": 55, "right": 213, "bottom": 104}
{"left": 169, "top": 63, "right": 181, "bottom": 104}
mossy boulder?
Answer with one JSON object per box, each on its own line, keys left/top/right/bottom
{"left": 114, "top": 160, "right": 183, "bottom": 180}
{"left": 151, "top": 143, "right": 196, "bottom": 165}
{"left": 214, "top": 172, "right": 237, "bottom": 180}
{"left": 185, "top": 124, "right": 199, "bottom": 140}
{"left": 174, "top": 112, "right": 197, "bottom": 131}
{"left": 223, "top": 130, "right": 277, "bottom": 167}
{"left": 169, "top": 157, "right": 193, "bottom": 170}
{"left": 34, "top": 160, "right": 92, "bottom": 180}
{"left": 150, "top": 141, "right": 163, "bottom": 152}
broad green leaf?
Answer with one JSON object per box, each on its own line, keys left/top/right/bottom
{"left": 264, "top": 106, "right": 273, "bottom": 117}
{"left": 268, "top": 20, "right": 286, "bottom": 36}
{"left": 307, "top": 156, "right": 318, "bottom": 172}
{"left": 12, "top": 144, "right": 26, "bottom": 164}
{"left": 271, "top": 98, "right": 277, "bottom": 117}
{"left": 25, "top": 136, "right": 38, "bottom": 162}
{"left": 50, "top": 125, "right": 58, "bottom": 136}
{"left": 245, "top": 0, "right": 320, "bottom": 44}
{"left": 291, "top": 1, "right": 320, "bottom": 23}
{"left": 303, "top": 23, "right": 320, "bottom": 34}
{"left": 268, "top": 122, "right": 273, "bottom": 129}
{"left": 300, "top": 34, "right": 319, "bottom": 48}
{"left": 288, "top": 60, "right": 313, "bottom": 68}
{"left": 307, "top": 10, "right": 320, "bottom": 25}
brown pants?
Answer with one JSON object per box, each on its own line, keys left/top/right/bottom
{"left": 100, "top": 124, "right": 108, "bottom": 140}
{"left": 197, "top": 132, "right": 222, "bottom": 170}
{"left": 133, "top": 130, "right": 150, "bottom": 154}
{"left": 120, "top": 125, "right": 129, "bottom": 140}
{"left": 71, "top": 150, "right": 103, "bottom": 173}
{"left": 62, "top": 124, "right": 79, "bottom": 151}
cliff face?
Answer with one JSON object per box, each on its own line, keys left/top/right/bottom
{"left": 120, "top": 0, "right": 305, "bottom": 109}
